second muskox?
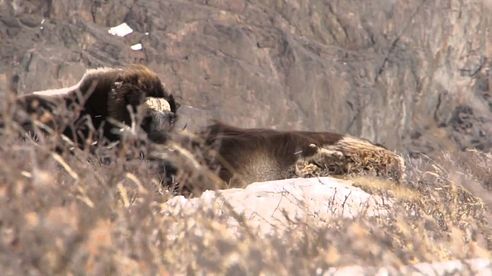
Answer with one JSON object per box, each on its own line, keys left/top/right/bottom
{"left": 198, "top": 122, "right": 405, "bottom": 189}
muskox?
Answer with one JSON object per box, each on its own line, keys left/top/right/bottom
{"left": 9, "top": 65, "right": 177, "bottom": 148}
{"left": 200, "top": 122, "right": 405, "bottom": 188}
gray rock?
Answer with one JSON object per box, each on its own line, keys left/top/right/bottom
{"left": 0, "top": 0, "right": 490, "bottom": 153}
{"left": 163, "top": 177, "right": 390, "bottom": 236}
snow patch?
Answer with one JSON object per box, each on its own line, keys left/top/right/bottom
{"left": 130, "top": 43, "right": 143, "bottom": 51}
{"left": 108, "top": 23, "right": 133, "bottom": 37}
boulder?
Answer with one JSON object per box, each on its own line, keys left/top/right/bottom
{"left": 163, "top": 177, "right": 390, "bottom": 236}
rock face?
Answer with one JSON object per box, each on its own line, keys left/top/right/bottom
{"left": 0, "top": 0, "right": 491, "bottom": 153}
{"left": 164, "top": 177, "right": 390, "bottom": 236}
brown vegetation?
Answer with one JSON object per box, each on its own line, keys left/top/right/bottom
{"left": 0, "top": 100, "right": 491, "bottom": 274}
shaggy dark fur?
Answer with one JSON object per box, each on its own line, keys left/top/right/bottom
{"left": 200, "top": 123, "right": 405, "bottom": 187}
{"left": 12, "top": 65, "right": 177, "bottom": 146}
{"left": 201, "top": 123, "right": 341, "bottom": 186}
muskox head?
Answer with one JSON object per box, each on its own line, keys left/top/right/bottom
{"left": 140, "top": 96, "right": 177, "bottom": 143}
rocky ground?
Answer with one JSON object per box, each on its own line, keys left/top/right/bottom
{"left": 1, "top": 0, "right": 492, "bottom": 274}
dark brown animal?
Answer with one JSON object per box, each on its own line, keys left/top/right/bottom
{"left": 11, "top": 65, "right": 177, "bottom": 146}
{"left": 201, "top": 123, "right": 406, "bottom": 187}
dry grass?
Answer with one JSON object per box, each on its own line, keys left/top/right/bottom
{"left": 0, "top": 99, "right": 491, "bottom": 274}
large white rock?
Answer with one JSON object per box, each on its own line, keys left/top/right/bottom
{"left": 164, "top": 177, "right": 391, "bottom": 235}
{"left": 161, "top": 177, "right": 491, "bottom": 274}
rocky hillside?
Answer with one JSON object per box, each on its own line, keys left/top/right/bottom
{"left": 1, "top": 2, "right": 492, "bottom": 274}
{"left": 1, "top": 0, "right": 491, "bottom": 153}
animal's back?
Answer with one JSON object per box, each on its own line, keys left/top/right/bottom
{"left": 204, "top": 123, "right": 405, "bottom": 187}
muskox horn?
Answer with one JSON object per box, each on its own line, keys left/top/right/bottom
{"left": 144, "top": 97, "right": 171, "bottom": 113}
